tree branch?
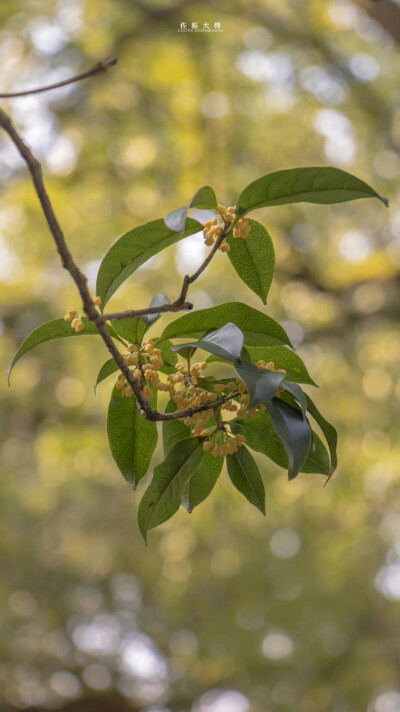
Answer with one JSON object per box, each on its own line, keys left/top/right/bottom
{"left": 0, "top": 71, "right": 235, "bottom": 423}
{"left": 100, "top": 299, "right": 193, "bottom": 322}
{"left": 0, "top": 57, "right": 117, "bottom": 98}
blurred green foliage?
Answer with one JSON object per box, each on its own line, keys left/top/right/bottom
{"left": 1, "top": 1, "right": 400, "bottom": 711}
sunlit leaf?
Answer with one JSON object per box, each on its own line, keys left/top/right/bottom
{"left": 237, "top": 167, "right": 388, "bottom": 217}
{"left": 164, "top": 185, "right": 218, "bottom": 234}
{"left": 226, "top": 445, "right": 265, "bottom": 514}
{"left": 227, "top": 219, "right": 275, "bottom": 304}
{"left": 96, "top": 218, "right": 202, "bottom": 308}
{"left": 172, "top": 322, "right": 244, "bottom": 363}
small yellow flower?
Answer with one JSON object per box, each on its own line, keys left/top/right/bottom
{"left": 93, "top": 296, "right": 102, "bottom": 306}
{"left": 74, "top": 319, "right": 84, "bottom": 333}
{"left": 203, "top": 441, "right": 214, "bottom": 452}
{"left": 63, "top": 309, "right": 77, "bottom": 322}
{"left": 233, "top": 218, "right": 250, "bottom": 239}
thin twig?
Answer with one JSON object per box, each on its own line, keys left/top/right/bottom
{"left": 214, "top": 406, "right": 225, "bottom": 431}
{"left": 0, "top": 58, "right": 117, "bottom": 98}
{"left": 175, "top": 230, "right": 228, "bottom": 305}
{"left": 101, "top": 300, "right": 193, "bottom": 322}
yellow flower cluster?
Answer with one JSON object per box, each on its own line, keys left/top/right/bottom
{"left": 164, "top": 363, "right": 250, "bottom": 458}
{"left": 115, "top": 338, "right": 165, "bottom": 399}
{"left": 63, "top": 296, "right": 101, "bottom": 333}
{"left": 233, "top": 217, "right": 250, "bottom": 239}
{"left": 202, "top": 204, "right": 236, "bottom": 253}
{"left": 203, "top": 433, "right": 246, "bottom": 458}
{"left": 112, "top": 344, "right": 286, "bottom": 457}
{"left": 63, "top": 309, "right": 82, "bottom": 331}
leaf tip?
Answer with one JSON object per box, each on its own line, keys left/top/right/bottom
{"left": 380, "top": 195, "right": 389, "bottom": 208}
{"left": 138, "top": 522, "right": 148, "bottom": 543}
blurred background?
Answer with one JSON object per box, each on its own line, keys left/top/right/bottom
{"left": 1, "top": 0, "right": 400, "bottom": 710}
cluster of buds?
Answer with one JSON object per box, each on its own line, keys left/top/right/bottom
{"left": 64, "top": 309, "right": 85, "bottom": 333}
{"left": 233, "top": 217, "right": 250, "bottom": 239}
{"left": 115, "top": 338, "right": 165, "bottom": 399}
{"left": 64, "top": 296, "right": 102, "bottom": 333}
{"left": 171, "top": 362, "right": 218, "bottom": 419}
{"left": 202, "top": 204, "right": 236, "bottom": 253}
{"left": 203, "top": 216, "right": 230, "bottom": 253}
{"left": 113, "top": 345, "right": 286, "bottom": 456}
{"left": 203, "top": 432, "right": 246, "bottom": 458}
{"left": 218, "top": 204, "right": 236, "bottom": 226}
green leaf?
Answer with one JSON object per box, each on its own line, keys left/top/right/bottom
{"left": 226, "top": 219, "right": 275, "bottom": 304}
{"left": 162, "top": 404, "right": 221, "bottom": 515}
{"left": 94, "top": 358, "right": 119, "bottom": 393}
{"left": 236, "top": 167, "right": 388, "bottom": 217}
{"left": 241, "top": 346, "right": 317, "bottom": 385}
{"left": 172, "top": 323, "right": 244, "bottom": 363}
{"left": 281, "top": 381, "right": 308, "bottom": 415}
{"left": 161, "top": 302, "right": 290, "bottom": 348}
{"left": 164, "top": 186, "right": 218, "bottom": 234}
{"left": 266, "top": 398, "right": 312, "bottom": 480}
{"left": 138, "top": 437, "right": 205, "bottom": 540}
{"left": 96, "top": 217, "right": 203, "bottom": 308}
{"left": 235, "top": 360, "right": 286, "bottom": 408}
{"left": 306, "top": 394, "right": 338, "bottom": 478}
{"left": 226, "top": 445, "right": 265, "bottom": 514}
{"left": 107, "top": 386, "right": 158, "bottom": 487}
{"left": 111, "top": 317, "right": 147, "bottom": 346}
{"left": 231, "top": 412, "right": 330, "bottom": 476}
{"left": 8, "top": 317, "right": 103, "bottom": 384}
{"left": 182, "top": 454, "right": 223, "bottom": 513}
{"left": 162, "top": 400, "right": 191, "bottom": 454}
